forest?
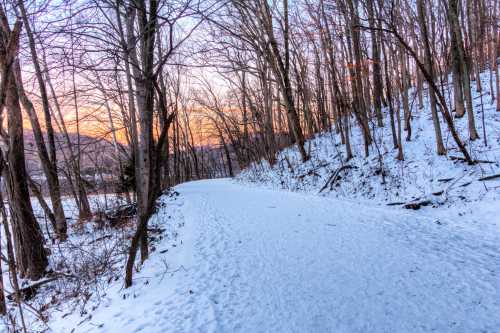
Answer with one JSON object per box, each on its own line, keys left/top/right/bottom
{"left": 0, "top": 0, "right": 498, "bottom": 332}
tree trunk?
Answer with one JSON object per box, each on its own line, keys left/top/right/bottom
{"left": 3, "top": 74, "right": 48, "bottom": 280}
{"left": 15, "top": 63, "right": 67, "bottom": 239}
{"left": 125, "top": 0, "right": 160, "bottom": 287}
{"left": 417, "top": 0, "right": 446, "bottom": 155}
{"left": 0, "top": 218, "right": 6, "bottom": 315}
{"left": 346, "top": 0, "right": 372, "bottom": 156}
{"left": 367, "top": 0, "right": 384, "bottom": 127}
{"left": 448, "top": 0, "right": 479, "bottom": 140}
{"left": 17, "top": 0, "right": 67, "bottom": 240}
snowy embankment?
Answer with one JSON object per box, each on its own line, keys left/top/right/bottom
{"left": 44, "top": 180, "right": 500, "bottom": 332}
{"left": 0, "top": 194, "right": 132, "bottom": 333}
{"left": 238, "top": 70, "right": 500, "bottom": 237}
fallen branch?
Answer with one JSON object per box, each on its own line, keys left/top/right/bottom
{"left": 297, "top": 170, "right": 319, "bottom": 180}
{"left": 403, "top": 200, "right": 432, "bottom": 210}
{"left": 87, "top": 235, "right": 112, "bottom": 245}
{"left": 6, "top": 272, "right": 77, "bottom": 301}
{"left": 386, "top": 202, "right": 405, "bottom": 206}
{"left": 148, "top": 227, "right": 166, "bottom": 234}
{"left": 7, "top": 277, "right": 59, "bottom": 301}
{"left": 437, "top": 177, "right": 454, "bottom": 183}
{"left": 473, "top": 93, "right": 489, "bottom": 100}
{"left": 449, "top": 156, "right": 495, "bottom": 164}
{"left": 478, "top": 173, "right": 500, "bottom": 181}
{"left": 319, "top": 165, "right": 353, "bottom": 193}
{"left": 297, "top": 162, "right": 330, "bottom": 179}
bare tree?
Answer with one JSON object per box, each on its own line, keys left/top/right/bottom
{"left": 0, "top": 7, "right": 48, "bottom": 279}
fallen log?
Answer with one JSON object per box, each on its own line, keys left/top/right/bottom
{"left": 437, "top": 177, "right": 454, "bottom": 183}
{"left": 478, "top": 173, "right": 500, "bottom": 181}
{"left": 297, "top": 162, "right": 330, "bottom": 180}
{"left": 403, "top": 200, "right": 432, "bottom": 210}
{"left": 319, "top": 165, "right": 353, "bottom": 193}
{"left": 386, "top": 202, "right": 405, "bottom": 206}
{"left": 105, "top": 203, "right": 137, "bottom": 227}
{"left": 449, "top": 156, "right": 495, "bottom": 164}
{"left": 87, "top": 234, "right": 112, "bottom": 245}
{"left": 7, "top": 276, "right": 60, "bottom": 301}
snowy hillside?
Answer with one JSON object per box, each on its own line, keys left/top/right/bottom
{"left": 238, "top": 70, "right": 500, "bottom": 235}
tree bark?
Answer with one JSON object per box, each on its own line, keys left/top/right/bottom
{"left": 448, "top": 0, "right": 479, "bottom": 140}
{"left": 17, "top": 0, "right": 67, "bottom": 239}
{"left": 367, "top": 0, "right": 384, "bottom": 127}
{"left": 417, "top": 0, "right": 446, "bottom": 155}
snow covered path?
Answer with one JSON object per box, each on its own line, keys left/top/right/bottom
{"left": 57, "top": 179, "right": 500, "bottom": 333}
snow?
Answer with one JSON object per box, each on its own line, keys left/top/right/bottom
{"left": 29, "top": 179, "right": 498, "bottom": 332}
{"left": 237, "top": 70, "right": 500, "bottom": 238}
{"left": 2, "top": 71, "right": 500, "bottom": 332}
{"left": 0, "top": 193, "right": 131, "bottom": 333}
